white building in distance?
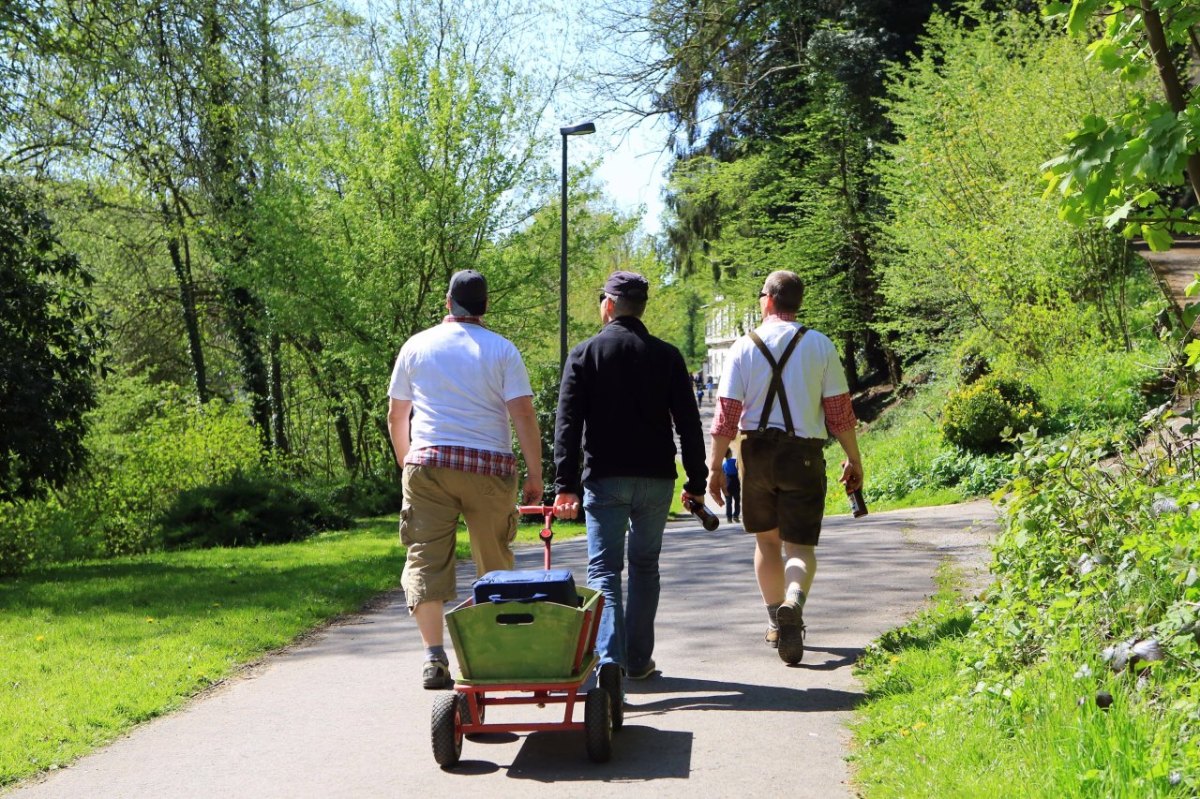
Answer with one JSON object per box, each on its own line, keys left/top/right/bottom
{"left": 704, "top": 299, "right": 758, "bottom": 382}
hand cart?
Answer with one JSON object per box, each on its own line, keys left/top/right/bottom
{"left": 430, "top": 505, "right": 622, "bottom": 767}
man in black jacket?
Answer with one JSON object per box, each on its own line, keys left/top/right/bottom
{"left": 553, "top": 270, "right": 708, "bottom": 681}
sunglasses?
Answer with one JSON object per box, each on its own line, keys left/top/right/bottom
{"left": 758, "top": 291, "right": 768, "bottom": 298}
{"left": 598, "top": 292, "right": 610, "bottom": 303}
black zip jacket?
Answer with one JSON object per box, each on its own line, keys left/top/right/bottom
{"left": 553, "top": 316, "right": 707, "bottom": 496}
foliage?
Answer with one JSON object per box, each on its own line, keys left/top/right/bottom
{"left": 853, "top": 421, "right": 1200, "bottom": 796}
{"left": 0, "top": 178, "right": 105, "bottom": 501}
{"left": 1042, "top": 0, "right": 1200, "bottom": 249}
{"left": 250, "top": 10, "right": 556, "bottom": 476}
{"left": 310, "top": 475, "right": 403, "bottom": 519}
{"left": 67, "top": 373, "right": 263, "bottom": 556}
{"left": 159, "top": 472, "right": 350, "bottom": 549}
{"left": 941, "top": 376, "right": 1045, "bottom": 452}
{"left": 0, "top": 495, "right": 74, "bottom": 577}
{"left": 877, "top": 9, "right": 1143, "bottom": 362}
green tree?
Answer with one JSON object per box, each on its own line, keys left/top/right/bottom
{"left": 876, "top": 10, "right": 1140, "bottom": 364}
{"left": 602, "top": 0, "right": 953, "bottom": 385}
{"left": 0, "top": 179, "right": 105, "bottom": 500}
{"left": 252, "top": 7, "right": 556, "bottom": 475}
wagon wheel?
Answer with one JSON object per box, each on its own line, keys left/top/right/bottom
{"left": 584, "top": 688, "right": 613, "bottom": 763}
{"left": 598, "top": 662, "right": 624, "bottom": 731}
{"left": 431, "top": 691, "right": 464, "bottom": 767}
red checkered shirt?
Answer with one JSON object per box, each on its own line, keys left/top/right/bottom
{"left": 405, "top": 445, "right": 517, "bottom": 477}
{"left": 710, "top": 393, "right": 857, "bottom": 438}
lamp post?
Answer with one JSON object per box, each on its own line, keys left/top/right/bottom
{"left": 559, "top": 120, "right": 596, "bottom": 370}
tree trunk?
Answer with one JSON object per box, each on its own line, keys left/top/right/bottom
{"left": 160, "top": 198, "right": 208, "bottom": 404}
{"left": 1143, "top": 0, "right": 1200, "bottom": 206}
{"left": 201, "top": 0, "right": 272, "bottom": 451}
{"left": 268, "top": 330, "right": 288, "bottom": 453}
{"left": 842, "top": 332, "right": 861, "bottom": 393}
{"left": 293, "top": 334, "right": 359, "bottom": 474}
{"left": 223, "top": 279, "right": 272, "bottom": 451}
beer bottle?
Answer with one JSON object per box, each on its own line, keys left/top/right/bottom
{"left": 684, "top": 497, "right": 721, "bottom": 531}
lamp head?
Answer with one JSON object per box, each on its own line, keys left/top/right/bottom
{"left": 560, "top": 121, "right": 596, "bottom": 136}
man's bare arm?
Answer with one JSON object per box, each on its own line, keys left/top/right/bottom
{"left": 388, "top": 398, "right": 412, "bottom": 467}
{"left": 506, "top": 395, "right": 543, "bottom": 504}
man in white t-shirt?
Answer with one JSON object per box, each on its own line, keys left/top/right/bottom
{"left": 387, "top": 269, "right": 543, "bottom": 689}
{"left": 706, "top": 270, "right": 864, "bottom": 666}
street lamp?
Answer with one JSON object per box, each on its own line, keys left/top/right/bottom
{"left": 559, "top": 120, "right": 596, "bottom": 370}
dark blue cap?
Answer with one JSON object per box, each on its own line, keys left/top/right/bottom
{"left": 602, "top": 270, "right": 649, "bottom": 300}
{"left": 448, "top": 270, "right": 487, "bottom": 315}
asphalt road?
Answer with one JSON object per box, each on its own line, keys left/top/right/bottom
{"left": 7, "top": 500, "right": 997, "bottom": 799}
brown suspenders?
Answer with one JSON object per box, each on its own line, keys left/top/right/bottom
{"left": 747, "top": 327, "right": 807, "bottom": 435}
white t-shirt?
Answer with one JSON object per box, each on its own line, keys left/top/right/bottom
{"left": 387, "top": 322, "right": 533, "bottom": 454}
{"left": 717, "top": 319, "right": 849, "bottom": 438}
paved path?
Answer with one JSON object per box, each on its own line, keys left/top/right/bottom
{"left": 1135, "top": 238, "right": 1200, "bottom": 329}
{"left": 6, "top": 501, "right": 997, "bottom": 799}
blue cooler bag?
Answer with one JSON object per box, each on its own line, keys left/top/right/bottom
{"left": 472, "top": 569, "right": 579, "bottom": 607}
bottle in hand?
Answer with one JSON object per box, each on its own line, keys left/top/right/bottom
{"left": 684, "top": 497, "right": 721, "bottom": 531}
{"left": 848, "top": 488, "right": 868, "bottom": 518}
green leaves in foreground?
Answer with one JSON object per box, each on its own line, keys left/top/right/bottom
{"left": 1041, "top": 0, "right": 1200, "bottom": 249}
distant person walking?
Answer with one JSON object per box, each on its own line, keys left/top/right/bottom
{"left": 553, "top": 271, "right": 708, "bottom": 684}
{"left": 387, "top": 269, "right": 543, "bottom": 690}
{"left": 722, "top": 448, "right": 741, "bottom": 523}
{"left": 707, "top": 270, "right": 863, "bottom": 665}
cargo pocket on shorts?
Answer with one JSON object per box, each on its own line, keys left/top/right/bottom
{"left": 506, "top": 509, "right": 519, "bottom": 544}
{"left": 398, "top": 505, "right": 414, "bottom": 547}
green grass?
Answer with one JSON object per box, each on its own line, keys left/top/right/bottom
{"left": 0, "top": 516, "right": 578, "bottom": 787}
{"left": 851, "top": 565, "right": 1189, "bottom": 798}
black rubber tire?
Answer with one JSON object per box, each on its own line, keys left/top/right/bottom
{"left": 431, "top": 691, "right": 463, "bottom": 767}
{"left": 584, "top": 688, "right": 613, "bottom": 763}
{"left": 598, "top": 662, "right": 624, "bottom": 731}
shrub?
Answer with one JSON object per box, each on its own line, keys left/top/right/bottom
{"left": 159, "top": 472, "right": 351, "bottom": 549}
{"left": 941, "top": 376, "right": 1044, "bottom": 452}
{"left": 926, "top": 448, "right": 1012, "bottom": 495}
{"left": 315, "top": 474, "right": 403, "bottom": 517}
{"left": 0, "top": 496, "right": 71, "bottom": 576}
{"left": 71, "top": 375, "right": 264, "bottom": 555}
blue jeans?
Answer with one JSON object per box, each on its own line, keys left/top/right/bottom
{"left": 583, "top": 476, "right": 674, "bottom": 674}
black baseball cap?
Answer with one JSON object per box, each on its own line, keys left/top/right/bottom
{"left": 448, "top": 269, "right": 488, "bottom": 316}
{"left": 602, "top": 270, "right": 649, "bottom": 300}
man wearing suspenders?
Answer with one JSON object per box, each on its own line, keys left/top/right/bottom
{"left": 706, "top": 271, "right": 864, "bottom": 665}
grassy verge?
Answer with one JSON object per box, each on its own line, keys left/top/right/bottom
{"left": 851, "top": 562, "right": 1188, "bottom": 798}
{"left": 0, "top": 516, "right": 578, "bottom": 787}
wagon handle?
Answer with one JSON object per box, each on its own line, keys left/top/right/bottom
{"left": 517, "top": 504, "right": 556, "bottom": 569}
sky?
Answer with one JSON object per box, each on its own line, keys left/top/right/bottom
{"left": 510, "top": 0, "right": 676, "bottom": 237}
{"left": 581, "top": 116, "right": 672, "bottom": 236}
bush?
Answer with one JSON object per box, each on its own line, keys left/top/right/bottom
{"left": 159, "top": 472, "right": 351, "bottom": 549}
{"left": 941, "top": 376, "right": 1044, "bottom": 453}
{"left": 71, "top": 375, "right": 264, "bottom": 555}
{"left": 0, "top": 496, "right": 72, "bottom": 576}
{"left": 315, "top": 474, "right": 403, "bottom": 518}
